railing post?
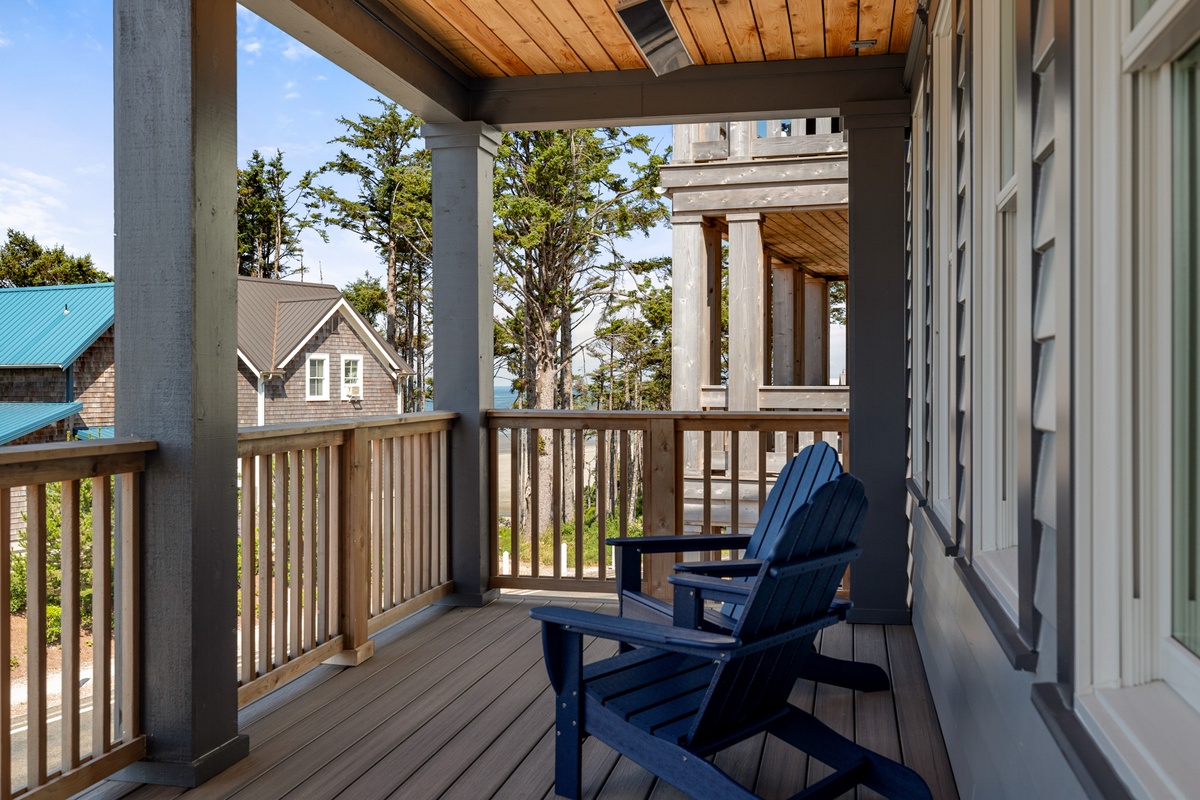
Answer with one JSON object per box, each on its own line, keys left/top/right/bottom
{"left": 643, "top": 418, "right": 678, "bottom": 600}
{"left": 330, "top": 426, "right": 375, "bottom": 666}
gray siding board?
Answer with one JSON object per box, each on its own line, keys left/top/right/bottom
{"left": 912, "top": 511, "right": 1086, "bottom": 800}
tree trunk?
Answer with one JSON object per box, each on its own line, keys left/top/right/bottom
{"left": 386, "top": 240, "right": 398, "bottom": 351}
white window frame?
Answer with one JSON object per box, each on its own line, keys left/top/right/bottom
{"left": 929, "top": 1, "right": 956, "bottom": 526}
{"left": 910, "top": 83, "right": 929, "bottom": 492}
{"left": 341, "top": 354, "right": 362, "bottom": 400}
{"left": 306, "top": 354, "right": 329, "bottom": 401}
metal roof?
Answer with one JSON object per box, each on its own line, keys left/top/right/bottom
{"left": 0, "top": 402, "right": 83, "bottom": 445}
{"left": 237, "top": 277, "right": 411, "bottom": 376}
{"left": 0, "top": 283, "right": 114, "bottom": 368}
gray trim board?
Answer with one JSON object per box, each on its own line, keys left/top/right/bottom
{"left": 1030, "top": 683, "right": 1134, "bottom": 800}
{"left": 954, "top": 557, "right": 1039, "bottom": 671}
{"left": 117, "top": 734, "right": 249, "bottom": 788}
{"left": 918, "top": 498, "right": 958, "bottom": 557}
{"left": 467, "top": 56, "right": 909, "bottom": 130}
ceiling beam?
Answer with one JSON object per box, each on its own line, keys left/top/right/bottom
{"left": 468, "top": 56, "right": 910, "bottom": 130}
{"left": 241, "top": 0, "right": 470, "bottom": 123}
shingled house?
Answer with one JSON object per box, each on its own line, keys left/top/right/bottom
{"left": 236, "top": 277, "right": 413, "bottom": 426}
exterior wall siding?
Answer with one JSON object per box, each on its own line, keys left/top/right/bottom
{"left": 262, "top": 314, "right": 398, "bottom": 426}
{"left": 237, "top": 361, "right": 259, "bottom": 428}
{"left": 75, "top": 329, "right": 115, "bottom": 429}
{"left": 0, "top": 367, "right": 68, "bottom": 403}
{"left": 911, "top": 512, "right": 1084, "bottom": 798}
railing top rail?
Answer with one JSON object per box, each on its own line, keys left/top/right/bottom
{"left": 238, "top": 411, "right": 457, "bottom": 442}
{"left": 0, "top": 436, "right": 158, "bottom": 489}
{"left": 487, "top": 409, "right": 848, "bottom": 431}
{"left": 0, "top": 436, "right": 157, "bottom": 465}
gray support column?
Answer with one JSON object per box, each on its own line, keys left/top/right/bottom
{"left": 844, "top": 104, "right": 911, "bottom": 624}
{"left": 727, "top": 213, "right": 764, "bottom": 475}
{"left": 114, "top": 0, "right": 247, "bottom": 784}
{"left": 671, "top": 215, "right": 708, "bottom": 411}
{"left": 424, "top": 121, "right": 501, "bottom": 606}
{"left": 803, "top": 275, "right": 831, "bottom": 385}
{"left": 703, "top": 222, "right": 724, "bottom": 383}
{"left": 772, "top": 261, "right": 796, "bottom": 386}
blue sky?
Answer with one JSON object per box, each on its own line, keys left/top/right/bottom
{"left": 0, "top": 2, "right": 673, "bottom": 291}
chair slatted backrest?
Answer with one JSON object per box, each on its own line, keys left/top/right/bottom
{"left": 722, "top": 440, "right": 842, "bottom": 620}
{"left": 688, "top": 474, "right": 867, "bottom": 746}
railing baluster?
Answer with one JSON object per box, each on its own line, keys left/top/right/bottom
{"left": 731, "top": 432, "right": 741, "bottom": 537}
{"left": 118, "top": 472, "right": 140, "bottom": 741}
{"left": 530, "top": 429, "right": 540, "bottom": 579}
{"left": 62, "top": 478, "right": 81, "bottom": 770}
{"left": 304, "top": 447, "right": 317, "bottom": 650}
{"left": 92, "top": 477, "right": 112, "bottom": 753}
{"left": 27, "top": 482, "right": 48, "bottom": 787}
{"left": 257, "top": 455, "right": 272, "bottom": 677}
{"left": 703, "top": 430, "right": 713, "bottom": 534}
{"left": 489, "top": 427, "right": 499, "bottom": 580}
{"left": 619, "top": 431, "right": 630, "bottom": 539}
{"left": 439, "top": 430, "right": 449, "bottom": 585}
{"left": 508, "top": 427, "right": 518, "bottom": 577}
{"left": 1, "top": 488, "right": 11, "bottom": 796}
{"left": 274, "top": 453, "right": 288, "bottom": 667}
{"left": 420, "top": 433, "right": 431, "bottom": 593}
{"left": 758, "top": 430, "right": 769, "bottom": 515}
{"left": 552, "top": 428, "right": 562, "bottom": 579}
{"left": 575, "top": 429, "right": 584, "bottom": 580}
{"left": 239, "top": 456, "right": 255, "bottom": 684}
{"left": 327, "top": 444, "right": 340, "bottom": 636}
{"left": 596, "top": 430, "right": 608, "bottom": 577}
{"left": 392, "top": 437, "right": 403, "bottom": 604}
{"left": 381, "top": 437, "right": 393, "bottom": 610}
{"left": 289, "top": 450, "right": 302, "bottom": 658}
{"left": 317, "top": 446, "right": 330, "bottom": 643}
{"left": 370, "top": 439, "right": 382, "bottom": 616}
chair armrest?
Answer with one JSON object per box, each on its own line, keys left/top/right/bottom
{"left": 530, "top": 606, "right": 739, "bottom": 658}
{"left": 606, "top": 534, "right": 752, "bottom": 555}
{"left": 673, "top": 559, "right": 763, "bottom": 578}
{"left": 668, "top": 572, "right": 754, "bottom": 603}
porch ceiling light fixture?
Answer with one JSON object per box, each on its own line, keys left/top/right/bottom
{"left": 615, "top": 0, "right": 693, "bottom": 76}
{"left": 848, "top": 39, "right": 878, "bottom": 49}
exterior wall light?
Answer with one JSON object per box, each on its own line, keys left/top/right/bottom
{"left": 615, "top": 0, "right": 693, "bottom": 76}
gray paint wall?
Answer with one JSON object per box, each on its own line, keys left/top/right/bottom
{"left": 912, "top": 510, "right": 1084, "bottom": 798}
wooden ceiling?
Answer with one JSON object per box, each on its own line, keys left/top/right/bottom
{"left": 379, "top": 0, "right": 919, "bottom": 79}
{"left": 764, "top": 210, "right": 849, "bottom": 277}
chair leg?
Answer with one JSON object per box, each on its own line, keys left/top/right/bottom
{"left": 546, "top": 626, "right": 585, "bottom": 799}
{"left": 798, "top": 648, "right": 891, "bottom": 692}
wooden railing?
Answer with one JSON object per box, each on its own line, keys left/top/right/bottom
{"left": 487, "top": 410, "right": 849, "bottom": 596}
{"left": 236, "top": 414, "right": 454, "bottom": 707}
{"left": 0, "top": 438, "right": 155, "bottom": 800}
{"left": 700, "top": 384, "right": 850, "bottom": 412}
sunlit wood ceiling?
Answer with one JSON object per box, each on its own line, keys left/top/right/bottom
{"left": 379, "top": 0, "right": 918, "bottom": 79}
{"left": 764, "top": 209, "right": 849, "bottom": 277}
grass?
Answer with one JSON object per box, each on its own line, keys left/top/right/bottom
{"left": 499, "top": 507, "right": 643, "bottom": 570}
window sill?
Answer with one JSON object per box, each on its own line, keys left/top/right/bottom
{"left": 907, "top": 479, "right": 958, "bottom": 555}
{"left": 973, "top": 546, "right": 1020, "bottom": 623}
{"left": 954, "top": 556, "right": 1037, "bottom": 671}
{"left": 1076, "top": 679, "right": 1200, "bottom": 799}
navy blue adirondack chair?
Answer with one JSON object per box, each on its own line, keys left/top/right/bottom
{"left": 533, "top": 475, "right": 931, "bottom": 800}
{"left": 609, "top": 441, "right": 888, "bottom": 692}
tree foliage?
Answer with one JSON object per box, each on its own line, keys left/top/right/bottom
{"left": 312, "top": 100, "right": 432, "bottom": 411}
{"left": 492, "top": 128, "right": 668, "bottom": 413}
{"left": 0, "top": 229, "right": 109, "bottom": 287}
{"left": 829, "top": 280, "right": 847, "bottom": 325}
{"left": 342, "top": 271, "right": 388, "bottom": 330}
{"left": 236, "top": 150, "right": 317, "bottom": 279}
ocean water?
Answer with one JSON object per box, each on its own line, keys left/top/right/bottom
{"left": 493, "top": 385, "right": 521, "bottom": 409}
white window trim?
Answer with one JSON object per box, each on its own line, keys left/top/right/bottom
{"left": 929, "top": 1, "right": 956, "bottom": 527}
{"left": 910, "top": 84, "right": 928, "bottom": 491}
{"left": 306, "top": 354, "right": 329, "bottom": 401}
{"left": 341, "top": 354, "right": 362, "bottom": 401}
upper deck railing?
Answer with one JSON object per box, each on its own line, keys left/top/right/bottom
{"left": 676, "top": 118, "right": 847, "bottom": 164}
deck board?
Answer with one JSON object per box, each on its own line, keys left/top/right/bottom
{"left": 84, "top": 597, "right": 957, "bottom": 800}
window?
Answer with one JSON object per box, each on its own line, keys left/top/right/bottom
{"left": 1174, "top": 39, "right": 1200, "bottom": 658}
{"left": 306, "top": 354, "right": 328, "bottom": 401}
{"left": 342, "top": 355, "right": 362, "bottom": 400}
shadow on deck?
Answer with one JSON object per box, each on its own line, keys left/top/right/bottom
{"left": 76, "top": 596, "right": 957, "bottom": 800}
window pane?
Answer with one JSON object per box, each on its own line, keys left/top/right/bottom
{"left": 1132, "top": 0, "right": 1156, "bottom": 27}
{"left": 1174, "top": 41, "right": 1200, "bottom": 657}
{"left": 345, "top": 359, "right": 359, "bottom": 383}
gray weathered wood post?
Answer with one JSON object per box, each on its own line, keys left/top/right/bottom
{"left": 114, "top": 0, "right": 248, "bottom": 783}
{"left": 844, "top": 100, "right": 913, "bottom": 624}
{"left": 424, "top": 121, "right": 501, "bottom": 606}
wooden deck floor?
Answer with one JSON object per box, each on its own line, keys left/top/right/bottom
{"left": 78, "top": 596, "right": 957, "bottom": 800}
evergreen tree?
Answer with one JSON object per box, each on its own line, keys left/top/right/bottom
{"left": 236, "top": 150, "right": 316, "bottom": 279}
{"left": 0, "top": 229, "right": 109, "bottom": 287}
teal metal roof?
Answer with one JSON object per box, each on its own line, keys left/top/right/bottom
{"left": 0, "top": 402, "right": 84, "bottom": 445}
{"left": 0, "top": 283, "right": 114, "bottom": 368}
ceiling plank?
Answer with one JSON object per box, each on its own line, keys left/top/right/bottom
{"left": 388, "top": 0, "right": 509, "bottom": 77}
{"left": 474, "top": 0, "right": 585, "bottom": 73}
{"left": 716, "top": 0, "right": 768, "bottom": 61}
{"left": 530, "top": 0, "right": 619, "bottom": 71}
{"left": 891, "top": 0, "right": 917, "bottom": 53}
{"left": 751, "top": 0, "right": 795, "bottom": 60}
{"left": 374, "top": 0, "right": 479, "bottom": 76}
{"left": 678, "top": 0, "right": 737, "bottom": 64}
{"left": 665, "top": 0, "right": 707, "bottom": 66}
{"left": 469, "top": 54, "right": 908, "bottom": 129}
{"left": 565, "top": 0, "right": 647, "bottom": 69}
{"left": 241, "top": 0, "right": 471, "bottom": 121}
{"left": 824, "top": 0, "right": 860, "bottom": 57}
{"left": 858, "top": 0, "right": 896, "bottom": 55}
{"left": 420, "top": 0, "right": 537, "bottom": 76}
{"left": 789, "top": 0, "right": 827, "bottom": 58}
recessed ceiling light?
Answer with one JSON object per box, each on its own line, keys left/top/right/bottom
{"left": 849, "top": 39, "right": 878, "bottom": 49}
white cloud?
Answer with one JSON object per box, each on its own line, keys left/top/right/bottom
{"left": 241, "top": 40, "right": 262, "bottom": 55}
{"left": 284, "top": 81, "right": 296, "bottom": 90}
{"left": 0, "top": 31, "right": 11, "bottom": 47}
{"left": 314, "top": 74, "right": 327, "bottom": 81}
{"left": 285, "top": 92, "right": 301, "bottom": 100}
{"left": 281, "top": 40, "right": 315, "bottom": 61}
